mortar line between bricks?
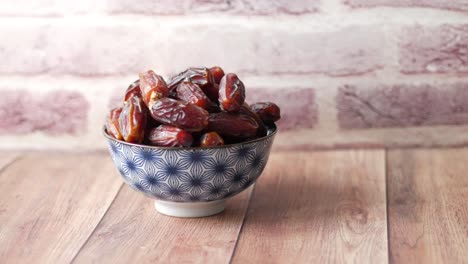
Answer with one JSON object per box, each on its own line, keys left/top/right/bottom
{"left": 1, "top": 72, "right": 468, "bottom": 84}
{"left": 1, "top": 11, "right": 468, "bottom": 26}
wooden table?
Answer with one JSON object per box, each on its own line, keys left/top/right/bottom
{"left": 0, "top": 149, "right": 467, "bottom": 263}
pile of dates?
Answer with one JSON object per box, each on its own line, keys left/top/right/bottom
{"left": 106, "top": 66, "right": 281, "bottom": 147}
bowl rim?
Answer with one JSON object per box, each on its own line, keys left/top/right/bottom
{"left": 103, "top": 124, "right": 277, "bottom": 150}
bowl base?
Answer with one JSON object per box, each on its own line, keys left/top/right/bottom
{"left": 154, "top": 200, "right": 226, "bottom": 218}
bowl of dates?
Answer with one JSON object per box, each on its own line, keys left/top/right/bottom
{"left": 104, "top": 66, "right": 281, "bottom": 218}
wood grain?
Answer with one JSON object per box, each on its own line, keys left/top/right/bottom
{"left": 0, "top": 153, "right": 21, "bottom": 170}
{"left": 0, "top": 153, "right": 123, "bottom": 263}
{"left": 388, "top": 149, "right": 468, "bottom": 263}
{"left": 231, "top": 151, "right": 388, "bottom": 264}
{"left": 73, "top": 184, "right": 253, "bottom": 263}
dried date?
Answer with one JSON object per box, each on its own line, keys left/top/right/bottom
{"left": 124, "top": 80, "right": 141, "bottom": 102}
{"left": 139, "top": 70, "right": 169, "bottom": 108}
{"left": 176, "top": 81, "right": 215, "bottom": 110}
{"left": 250, "top": 102, "right": 281, "bottom": 124}
{"left": 240, "top": 103, "right": 267, "bottom": 137}
{"left": 209, "top": 66, "right": 225, "bottom": 84}
{"left": 150, "top": 98, "right": 209, "bottom": 132}
{"left": 119, "top": 95, "right": 148, "bottom": 143}
{"left": 207, "top": 112, "right": 258, "bottom": 138}
{"left": 203, "top": 83, "right": 220, "bottom": 103}
{"left": 199, "top": 132, "right": 224, "bottom": 147}
{"left": 106, "top": 107, "right": 123, "bottom": 140}
{"left": 167, "top": 67, "right": 214, "bottom": 93}
{"left": 148, "top": 125, "right": 193, "bottom": 147}
{"left": 219, "top": 73, "right": 245, "bottom": 112}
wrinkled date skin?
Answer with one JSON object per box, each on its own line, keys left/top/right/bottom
{"left": 124, "top": 80, "right": 141, "bottom": 102}
{"left": 106, "top": 107, "right": 123, "bottom": 140}
{"left": 150, "top": 98, "right": 209, "bottom": 132}
{"left": 148, "top": 125, "right": 193, "bottom": 147}
{"left": 199, "top": 132, "right": 224, "bottom": 147}
{"left": 119, "top": 95, "right": 148, "bottom": 143}
{"left": 209, "top": 66, "right": 225, "bottom": 84}
{"left": 207, "top": 112, "right": 259, "bottom": 138}
{"left": 139, "top": 70, "right": 169, "bottom": 108}
{"left": 219, "top": 73, "right": 246, "bottom": 112}
{"left": 250, "top": 102, "right": 281, "bottom": 124}
{"left": 168, "top": 67, "right": 214, "bottom": 93}
{"left": 176, "top": 81, "right": 215, "bottom": 110}
{"left": 240, "top": 103, "right": 267, "bottom": 137}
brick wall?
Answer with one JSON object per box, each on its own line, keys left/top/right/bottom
{"left": 1, "top": 0, "right": 468, "bottom": 151}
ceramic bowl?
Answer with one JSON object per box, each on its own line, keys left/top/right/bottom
{"left": 104, "top": 125, "right": 277, "bottom": 218}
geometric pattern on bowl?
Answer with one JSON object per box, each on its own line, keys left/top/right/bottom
{"left": 105, "top": 127, "right": 276, "bottom": 203}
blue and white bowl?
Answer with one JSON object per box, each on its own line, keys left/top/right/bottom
{"left": 104, "top": 125, "right": 277, "bottom": 217}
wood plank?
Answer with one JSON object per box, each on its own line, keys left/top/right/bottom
{"left": 0, "top": 153, "right": 123, "bottom": 263}
{"left": 73, "top": 184, "right": 253, "bottom": 263}
{"left": 231, "top": 151, "right": 388, "bottom": 264}
{"left": 388, "top": 149, "right": 468, "bottom": 263}
{"left": 0, "top": 153, "right": 21, "bottom": 171}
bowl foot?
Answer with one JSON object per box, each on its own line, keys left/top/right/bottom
{"left": 154, "top": 200, "right": 226, "bottom": 218}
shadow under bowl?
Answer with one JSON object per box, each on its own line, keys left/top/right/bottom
{"left": 103, "top": 125, "right": 277, "bottom": 218}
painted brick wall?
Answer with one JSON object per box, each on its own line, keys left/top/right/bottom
{"left": 1, "top": 0, "right": 468, "bottom": 151}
